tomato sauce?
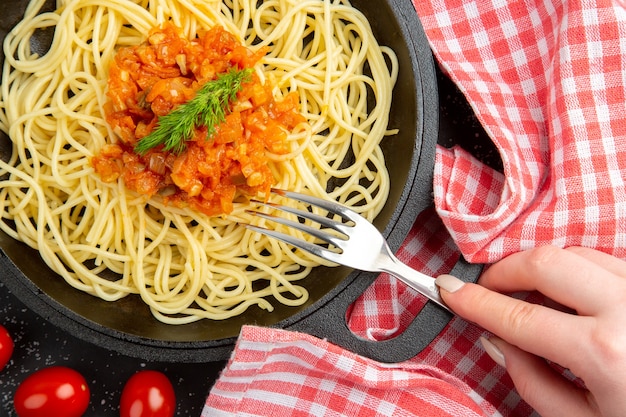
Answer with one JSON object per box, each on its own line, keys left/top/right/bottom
{"left": 93, "top": 23, "right": 306, "bottom": 215}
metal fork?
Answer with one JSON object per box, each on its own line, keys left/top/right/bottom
{"left": 245, "top": 189, "right": 451, "bottom": 312}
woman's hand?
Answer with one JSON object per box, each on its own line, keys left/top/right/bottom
{"left": 435, "top": 246, "right": 626, "bottom": 417}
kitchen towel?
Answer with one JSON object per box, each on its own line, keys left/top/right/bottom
{"left": 202, "top": 325, "right": 498, "bottom": 417}
{"left": 420, "top": 0, "right": 626, "bottom": 263}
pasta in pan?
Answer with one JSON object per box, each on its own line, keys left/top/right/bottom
{"left": 0, "top": 0, "right": 398, "bottom": 323}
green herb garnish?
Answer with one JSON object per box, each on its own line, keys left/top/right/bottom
{"left": 134, "top": 67, "right": 253, "bottom": 154}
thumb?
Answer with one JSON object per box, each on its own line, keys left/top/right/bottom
{"left": 485, "top": 337, "right": 600, "bottom": 417}
{"left": 435, "top": 274, "right": 600, "bottom": 417}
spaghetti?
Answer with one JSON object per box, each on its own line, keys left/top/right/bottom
{"left": 0, "top": 0, "right": 398, "bottom": 323}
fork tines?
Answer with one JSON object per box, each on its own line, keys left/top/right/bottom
{"left": 243, "top": 189, "right": 352, "bottom": 260}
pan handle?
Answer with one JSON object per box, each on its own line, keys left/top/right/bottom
{"left": 286, "top": 255, "right": 482, "bottom": 363}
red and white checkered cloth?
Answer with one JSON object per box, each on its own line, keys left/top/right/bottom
{"left": 203, "top": 325, "right": 498, "bottom": 417}
{"left": 426, "top": 0, "right": 626, "bottom": 263}
{"left": 203, "top": 0, "right": 626, "bottom": 415}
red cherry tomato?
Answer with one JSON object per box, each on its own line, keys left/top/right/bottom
{"left": 120, "top": 370, "right": 176, "bottom": 417}
{"left": 14, "top": 366, "right": 90, "bottom": 417}
{"left": 0, "top": 324, "right": 14, "bottom": 371}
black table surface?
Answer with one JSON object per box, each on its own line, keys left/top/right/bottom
{"left": 0, "top": 280, "right": 226, "bottom": 417}
{"left": 0, "top": 64, "right": 497, "bottom": 416}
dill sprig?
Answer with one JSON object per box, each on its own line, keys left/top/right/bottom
{"left": 134, "top": 67, "right": 253, "bottom": 155}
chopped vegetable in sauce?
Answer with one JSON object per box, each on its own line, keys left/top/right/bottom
{"left": 93, "top": 23, "right": 306, "bottom": 216}
{"left": 134, "top": 67, "right": 253, "bottom": 155}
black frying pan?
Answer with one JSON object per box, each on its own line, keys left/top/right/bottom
{"left": 0, "top": 0, "right": 482, "bottom": 363}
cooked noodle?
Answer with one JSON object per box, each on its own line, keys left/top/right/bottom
{"left": 0, "top": 0, "right": 398, "bottom": 323}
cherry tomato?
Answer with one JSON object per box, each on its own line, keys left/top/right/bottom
{"left": 120, "top": 370, "right": 176, "bottom": 417}
{"left": 0, "top": 324, "right": 14, "bottom": 371}
{"left": 14, "top": 366, "right": 90, "bottom": 417}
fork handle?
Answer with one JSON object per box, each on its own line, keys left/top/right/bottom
{"left": 379, "top": 250, "right": 452, "bottom": 313}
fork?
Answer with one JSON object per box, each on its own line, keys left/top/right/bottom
{"left": 245, "top": 189, "right": 451, "bottom": 312}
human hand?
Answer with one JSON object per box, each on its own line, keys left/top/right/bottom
{"left": 435, "top": 246, "right": 626, "bottom": 417}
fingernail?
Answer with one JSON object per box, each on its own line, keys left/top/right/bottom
{"left": 435, "top": 274, "right": 465, "bottom": 293}
{"left": 480, "top": 336, "right": 506, "bottom": 368}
